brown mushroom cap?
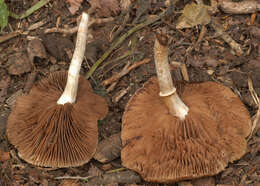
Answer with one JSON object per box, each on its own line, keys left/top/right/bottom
{"left": 121, "top": 77, "right": 251, "bottom": 183}
{"left": 7, "top": 71, "right": 108, "bottom": 168}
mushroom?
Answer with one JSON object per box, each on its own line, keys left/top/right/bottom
{"left": 6, "top": 13, "right": 108, "bottom": 168}
{"left": 121, "top": 34, "right": 251, "bottom": 183}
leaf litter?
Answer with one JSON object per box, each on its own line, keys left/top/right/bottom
{"left": 1, "top": 0, "right": 260, "bottom": 185}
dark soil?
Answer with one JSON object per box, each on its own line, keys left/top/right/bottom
{"left": 0, "top": 0, "right": 260, "bottom": 185}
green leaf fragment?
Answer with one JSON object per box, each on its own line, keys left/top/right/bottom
{"left": 0, "top": 0, "right": 9, "bottom": 31}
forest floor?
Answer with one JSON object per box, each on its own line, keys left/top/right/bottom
{"left": 0, "top": 0, "right": 260, "bottom": 185}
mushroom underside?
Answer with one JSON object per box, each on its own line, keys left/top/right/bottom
{"left": 121, "top": 77, "right": 251, "bottom": 183}
{"left": 7, "top": 71, "right": 108, "bottom": 168}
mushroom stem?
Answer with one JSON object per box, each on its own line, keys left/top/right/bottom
{"left": 57, "top": 13, "right": 89, "bottom": 105}
{"left": 154, "top": 34, "right": 189, "bottom": 120}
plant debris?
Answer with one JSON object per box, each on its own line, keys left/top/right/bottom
{"left": 66, "top": 0, "right": 83, "bottom": 15}
{"left": 8, "top": 53, "right": 31, "bottom": 75}
{"left": 1, "top": 0, "right": 260, "bottom": 185}
{"left": 176, "top": 3, "right": 211, "bottom": 29}
{"left": 219, "top": 0, "right": 260, "bottom": 14}
{"left": 88, "top": 0, "right": 120, "bottom": 17}
{"left": 94, "top": 133, "right": 122, "bottom": 163}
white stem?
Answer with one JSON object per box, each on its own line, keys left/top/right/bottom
{"left": 154, "top": 34, "right": 189, "bottom": 120}
{"left": 57, "top": 13, "right": 89, "bottom": 105}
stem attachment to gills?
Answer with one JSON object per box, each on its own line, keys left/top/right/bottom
{"left": 57, "top": 13, "right": 89, "bottom": 105}
{"left": 154, "top": 34, "right": 189, "bottom": 120}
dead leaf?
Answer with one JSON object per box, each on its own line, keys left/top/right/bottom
{"left": 94, "top": 133, "right": 122, "bottom": 163}
{"left": 8, "top": 53, "right": 31, "bottom": 75}
{"left": 42, "top": 34, "right": 74, "bottom": 61}
{"left": 0, "top": 151, "right": 10, "bottom": 162}
{"left": 176, "top": 3, "right": 211, "bottom": 29}
{"left": 27, "top": 39, "right": 47, "bottom": 63}
{"left": 66, "top": 0, "right": 83, "bottom": 15}
{"left": 89, "top": 0, "right": 120, "bottom": 17}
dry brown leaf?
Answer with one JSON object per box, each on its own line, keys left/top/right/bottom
{"left": 176, "top": 3, "right": 211, "bottom": 29}
{"left": 27, "top": 39, "right": 47, "bottom": 63}
{"left": 66, "top": 0, "right": 83, "bottom": 15}
{"left": 8, "top": 53, "right": 31, "bottom": 75}
{"left": 89, "top": 0, "right": 120, "bottom": 17}
{"left": 94, "top": 133, "right": 122, "bottom": 163}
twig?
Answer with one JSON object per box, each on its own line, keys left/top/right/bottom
{"left": 55, "top": 175, "right": 93, "bottom": 181}
{"left": 103, "top": 58, "right": 151, "bottom": 86}
{"left": 248, "top": 77, "right": 260, "bottom": 139}
{"left": 107, "top": 82, "right": 117, "bottom": 93}
{"left": 210, "top": 18, "right": 243, "bottom": 56}
{"left": 44, "top": 26, "right": 78, "bottom": 35}
{"left": 171, "top": 61, "right": 189, "bottom": 82}
{"left": 186, "top": 25, "right": 207, "bottom": 53}
{"left": 44, "top": 17, "right": 114, "bottom": 34}
{"left": 219, "top": 0, "right": 260, "bottom": 14}
{"left": 85, "top": 5, "right": 175, "bottom": 79}
{"left": 28, "top": 20, "right": 48, "bottom": 31}
{"left": 250, "top": 13, "right": 257, "bottom": 25}
{"left": 194, "top": 25, "right": 207, "bottom": 50}
{"left": 112, "top": 87, "right": 130, "bottom": 103}
{"left": 0, "top": 32, "right": 20, "bottom": 44}
{"left": 98, "top": 51, "right": 132, "bottom": 73}
{"left": 105, "top": 167, "right": 126, "bottom": 174}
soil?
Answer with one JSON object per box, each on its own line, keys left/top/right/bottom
{"left": 0, "top": 0, "right": 260, "bottom": 186}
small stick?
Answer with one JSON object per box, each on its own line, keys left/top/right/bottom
{"left": 55, "top": 175, "right": 93, "bottom": 181}
{"left": 112, "top": 87, "right": 130, "bottom": 103}
{"left": 28, "top": 20, "right": 48, "bottom": 31}
{"left": 194, "top": 25, "right": 207, "bottom": 50}
{"left": 85, "top": 5, "right": 175, "bottom": 79}
{"left": 106, "top": 167, "right": 126, "bottom": 174}
{"left": 248, "top": 77, "right": 260, "bottom": 139}
{"left": 210, "top": 18, "right": 243, "bottom": 56}
{"left": 99, "top": 51, "right": 132, "bottom": 73}
{"left": 44, "top": 17, "right": 114, "bottom": 34}
{"left": 219, "top": 0, "right": 260, "bottom": 14}
{"left": 0, "top": 32, "right": 20, "bottom": 44}
{"left": 106, "top": 82, "right": 117, "bottom": 93}
{"left": 103, "top": 58, "right": 151, "bottom": 86}
{"left": 171, "top": 61, "right": 190, "bottom": 82}
{"left": 250, "top": 13, "right": 257, "bottom": 25}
